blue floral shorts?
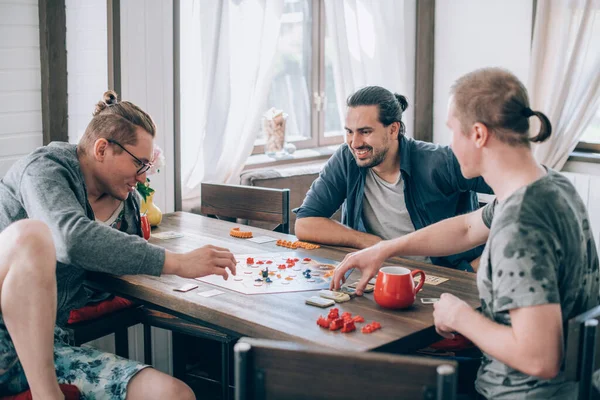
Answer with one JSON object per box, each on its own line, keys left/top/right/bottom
{"left": 0, "top": 316, "right": 148, "bottom": 399}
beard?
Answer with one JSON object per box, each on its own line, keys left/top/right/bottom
{"left": 352, "top": 145, "right": 389, "bottom": 169}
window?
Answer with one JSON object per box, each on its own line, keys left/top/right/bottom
{"left": 577, "top": 105, "right": 600, "bottom": 152}
{"left": 253, "top": 0, "right": 343, "bottom": 155}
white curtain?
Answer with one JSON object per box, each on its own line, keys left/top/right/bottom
{"left": 528, "top": 0, "right": 600, "bottom": 170}
{"left": 324, "top": 0, "right": 408, "bottom": 132}
{"left": 180, "top": 0, "right": 283, "bottom": 201}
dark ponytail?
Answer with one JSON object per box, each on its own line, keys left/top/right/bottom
{"left": 394, "top": 94, "right": 408, "bottom": 113}
{"left": 529, "top": 110, "right": 552, "bottom": 143}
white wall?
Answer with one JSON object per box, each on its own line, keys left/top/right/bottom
{"left": 433, "top": 0, "right": 533, "bottom": 145}
{"left": 66, "top": 0, "right": 108, "bottom": 144}
{"left": 0, "top": 0, "right": 43, "bottom": 177}
{"left": 121, "top": 0, "right": 176, "bottom": 375}
{"left": 121, "top": 0, "right": 175, "bottom": 216}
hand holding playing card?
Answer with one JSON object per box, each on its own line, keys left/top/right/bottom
{"left": 330, "top": 242, "right": 389, "bottom": 295}
{"left": 432, "top": 293, "right": 470, "bottom": 339}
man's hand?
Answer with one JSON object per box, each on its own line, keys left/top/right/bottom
{"left": 329, "top": 242, "right": 389, "bottom": 295}
{"left": 166, "top": 245, "right": 237, "bottom": 280}
{"left": 432, "top": 293, "right": 470, "bottom": 339}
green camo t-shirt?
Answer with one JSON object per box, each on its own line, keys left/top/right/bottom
{"left": 476, "top": 169, "right": 599, "bottom": 399}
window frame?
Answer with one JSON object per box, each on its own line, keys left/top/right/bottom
{"left": 252, "top": 0, "right": 343, "bottom": 155}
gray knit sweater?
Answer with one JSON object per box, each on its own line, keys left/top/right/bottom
{"left": 0, "top": 142, "right": 165, "bottom": 326}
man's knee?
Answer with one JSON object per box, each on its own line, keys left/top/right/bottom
{"left": 165, "top": 377, "right": 195, "bottom": 400}
{"left": 127, "top": 368, "right": 195, "bottom": 400}
{"left": 4, "top": 220, "right": 55, "bottom": 260}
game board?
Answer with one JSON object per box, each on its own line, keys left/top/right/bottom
{"left": 195, "top": 251, "right": 348, "bottom": 295}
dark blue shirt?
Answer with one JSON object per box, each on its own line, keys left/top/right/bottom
{"left": 294, "top": 136, "right": 493, "bottom": 271}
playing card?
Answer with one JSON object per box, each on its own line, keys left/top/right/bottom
{"left": 420, "top": 298, "right": 440, "bottom": 304}
{"left": 246, "top": 235, "right": 277, "bottom": 244}
{"left": 153, "top": 231, "right": 185, "bottom": 240}
{"left": 305, "top": 296, "right": 335, "bottom": 308}
{"left": 173, "top": 283, "right": 198, "bottom": 292}
{"left": 413, "top": 275, "right": 449, "bottom": 286}
{"left": 198, "top": 289, "right": 225, "bottom": 298}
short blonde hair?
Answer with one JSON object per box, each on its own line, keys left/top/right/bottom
{"left": 451, "top": 68, "right": 551, "bottom": 147}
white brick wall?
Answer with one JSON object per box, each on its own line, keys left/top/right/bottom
{"left": 0, "top": 0, "right": 43, "bottom": 177}
{"left": 66, "top": 0, "right": 108, "bottom": 144}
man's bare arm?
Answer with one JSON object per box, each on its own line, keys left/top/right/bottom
{"left": 295, "top": 217, "right": 381, "bottom": 249}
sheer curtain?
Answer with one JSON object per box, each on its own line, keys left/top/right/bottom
{"left": 324, "top": 0, "right": 408, "bottom": 131}
{"left": 528, "top": 0, "right": 600, "bottom": 170}
{"left": 180, "top": 0, "right": 283, "bottom": 202}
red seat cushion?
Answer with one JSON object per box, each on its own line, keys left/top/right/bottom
{"left": 68, "top": 296, "right": 134, "bottom": 325}
{"left": 0, "top": 384, "right": 80, "bottom": 400}
{"left": 429, "top": 333, "right": 475, "bottom": 351}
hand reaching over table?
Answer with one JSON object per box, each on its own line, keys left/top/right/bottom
{"left": 164, "top": 244, "right": 237, "bottom": 279}
{"left": 330, "top": 241, "right": 389, "bottom": 295}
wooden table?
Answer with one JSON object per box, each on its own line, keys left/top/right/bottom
{"left": 89, "top": 212, "right": 479, "bottom": 354}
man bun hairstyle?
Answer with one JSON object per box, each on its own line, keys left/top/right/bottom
{"left": 79, "top": 90, "right": 156, "bottom": 154}
{"left": 347, "top": 86, "right": 408, "bottom": 137}
{"left": 450, "top": 67, "right": 552, "bottom": 147}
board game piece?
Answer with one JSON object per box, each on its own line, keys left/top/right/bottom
{"left": 173, "top": 283, "right": 198, "bottom": 292}
{"left": 317, "top": 316, "right": 330, "bottom": 328}
{"left": 319, "top": 290, "right": 351, "bottom": 303}
{"left": 341, "top": 321, "right": 356, "bottom": 333}
{"left": 327, "top": 308, "right": 339, "bottom": 320}
{"left": 347, "top": 282, "right": 374, "bottom": 293}
{"left": 340, "top": 286, "right": 357, "bottom": 298}
{"left": 230, "top": 227, "right": 253, "bottom": 238}
{"left": 265, "top": 277, "right": 272, "bottom": 283}
{"left": 414, "top": 275, "right": 450, "bottom": 286}
{"left": 352, "top": 315, "right": 365, "bottom": 323}
{"left": 305, "top": 296, "right": 335, "bottom": 308}
{"left": 329, "top": 318, "right": 344, "bottom": 331}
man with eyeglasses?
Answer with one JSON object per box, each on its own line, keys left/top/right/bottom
{"left": 0, "top": 92, "right": 231, "bottom": 399}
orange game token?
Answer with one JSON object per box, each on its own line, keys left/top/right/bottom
{"left": 230, "top": 227, "right": 253, "bottom": 239}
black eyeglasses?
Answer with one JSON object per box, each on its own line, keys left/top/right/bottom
{"left": 106, "top": 139, "right": 152, "bottom": 175}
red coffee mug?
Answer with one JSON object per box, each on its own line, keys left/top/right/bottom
{"left": 374, "top": 266, "right": 426, "bottom": 309}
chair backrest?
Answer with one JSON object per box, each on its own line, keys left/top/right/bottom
{"left": 234, "top": 337, "right": 457, "bottom": 400}
{"left": 564, "top": 304, "right": 600, "bottom": 400}
{"left": 200, "top": 183, "right": 290, "bottom": 233}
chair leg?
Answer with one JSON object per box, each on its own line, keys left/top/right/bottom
{"left": 114, "top": 327, "right": 129, "bottom": 358}
{"left": 580, "top": 319, "right": 598, "bottom": 400}
{"left": 222, "top": 341, "right": 231, "bottom": 400}
{"left": 144, "top": 324, "right": 153, "bottom": 365}
{"left": 172, "top": 331, "right": 187, "bottom": 380}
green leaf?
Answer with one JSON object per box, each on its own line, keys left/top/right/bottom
{"left": 136, "top": 181, "right": 155, "bottom": 202}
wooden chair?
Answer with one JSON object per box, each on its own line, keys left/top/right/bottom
{"left": 564, "top": 304, "right": 600, "bottom": 400}
{"left": 200, "top": 183, "right": 290, "bottom": 234}
{"left": 234, "top": 337, "right": 458, "bottom": 400}
{"left": 65, "top": 299, "right": 143, "bottom": 358}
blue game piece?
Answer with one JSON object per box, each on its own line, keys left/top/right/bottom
{"left": 254, "top": 278, "right": 263, "bottom": 282}
{"left": 265, "top": 277, "right": 272, "bottom": 283}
